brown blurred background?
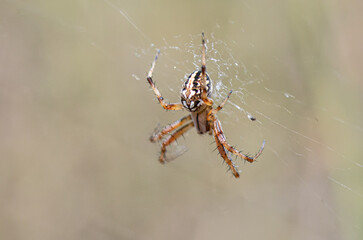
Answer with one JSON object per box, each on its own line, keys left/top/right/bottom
{"left": 0, "top": 0, "right": 362, "bottom": 239}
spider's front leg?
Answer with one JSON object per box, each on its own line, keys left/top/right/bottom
{"left": 206, "top": 90, "right": 239, "bottom": 178}
{"left": 214, "top": 132, "right": 240, "bottom": 178}
{"left": 208, "top": 91, "right": 265, "bottom": 163}
{"left": 150, "top": 115, "right": 192, "bottom": 142}
{"left": 147, "top": 50, "right": 183, "bottom": 111}
{"left": 159, "top": 122, "right": 194, "bottom": 163}
{"left": 213, "top": 117, "right": 264, "bottom": 163}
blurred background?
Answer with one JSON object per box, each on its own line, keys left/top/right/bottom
{"left": 0, "top": 0, "right": 362, "bottom": 239}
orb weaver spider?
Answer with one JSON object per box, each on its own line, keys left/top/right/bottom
{"left": 147, "top": 33, "right": 265, "bottom": 178}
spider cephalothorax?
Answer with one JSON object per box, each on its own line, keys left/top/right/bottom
{"left": 147, "top": 33, "right": 265, "bottom": 178}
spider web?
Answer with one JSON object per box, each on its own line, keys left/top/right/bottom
{"left": 1, "top": 1, "right": 362, "bottom": 240}
{"left": 130, "top": 19, "right": 362, "bottom": 240}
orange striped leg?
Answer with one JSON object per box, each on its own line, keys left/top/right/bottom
{"left": 201, "top": 32, "right": 207, "bottom": 101}
{"left": 214, "top": 131, "right": 240, "bottom": 178}
{"left": 207, "top": 90, "right": 232, "bottom": 118}
{"left": 150, "top": 115, "right": 192, "bottom": 142}
{"left": 200, "top": 33, "right": 214, "bottom": 106}
{"left": 213, "top": 118, "right": 265, "bottom": 163}
{"left": 147, "top": 50, "right": 183, "bottom": 110}
{"left": 159, "top": 122, "right": 194, "bottom": 163}
{"left": 208, "top": 90, "right": 264, "bottom": 165}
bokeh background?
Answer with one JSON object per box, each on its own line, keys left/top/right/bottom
{"left": 1, "top": 0, "right": 362, "bottom": 239}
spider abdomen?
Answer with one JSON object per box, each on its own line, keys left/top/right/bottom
{"left": 180, "top": 70, "right": 212, "bottom": 112}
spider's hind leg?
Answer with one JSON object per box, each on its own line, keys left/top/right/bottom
{"left": 147, "top": 50, "right": 183, "bottom": 111}
{"left": 200, "top": 33, "right": 214, "bottom": 107}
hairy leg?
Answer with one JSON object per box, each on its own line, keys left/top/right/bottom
{"left": 200, "top": 33, "right": 213, "bottom": 106}
{"left": 150, "top": 115, "right": 192, "bottom": 142}
{"left": 159, "top": 122, "right": 194, "bottom": 163}
{"left": 147, "top": 50, "right": 183, "bottom": 110}
{"left": 213, "top": 117, "right": 265, "bottom": 162}
{"left": 214, "top": 130, "right": 240, "bottom": 178}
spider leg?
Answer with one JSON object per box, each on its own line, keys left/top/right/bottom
{"left": 200, "top": 33, "right": 214, "bottom": 106}
{"left": 212, "top": 90, "right": 232, "bottom": 115}
{"left": 208, "top": 91, "right": 264, "bottom": 163}
{"left": 214, "top": 131, "right": 240, "bottom": 178}
{"left": 206, "top": 90, "right": 232, "bottom": 122}
{"left": 147, "top": 50, "right": 183, "bottom": 110}
{"left": 159, "top": 122, "right": 194, "bottom": 163}
{"left": 213, "top": 117, "right": 265, "bottom": 163}
{"left": 150, "top": 115, "right": 192, "bottom": 142}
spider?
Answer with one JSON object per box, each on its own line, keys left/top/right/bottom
{"left": 147, "top": 33, "right": 265, "bottom": 178}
